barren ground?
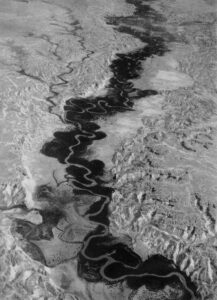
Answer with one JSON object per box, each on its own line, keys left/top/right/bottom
{"left": 0, "top": 0, "right": 216, "bottom": 299}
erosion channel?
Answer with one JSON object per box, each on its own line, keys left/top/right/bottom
{"left": 12, "top": 1, "right": 199, "bottom": 299}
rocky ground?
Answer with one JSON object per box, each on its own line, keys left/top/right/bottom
{"left": 109, "top": 0, "right": 217, "bottom": 299}
{"left": 0, "top": 0, "right": 138, "bottom": 299}
{"left": 0, "top": 0, "right": 216, "bottom": 299}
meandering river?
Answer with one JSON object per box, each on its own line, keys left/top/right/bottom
{"left": 40, "top": 2, "right": 198, "bottom": 298}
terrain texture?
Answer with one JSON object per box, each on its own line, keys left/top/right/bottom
{"left": 0, "top": 0, "right": 216, "bottom": 299}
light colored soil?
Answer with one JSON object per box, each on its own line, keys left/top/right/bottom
{"left": 0, "top": 0, "right": 216, "bottom": 299}
{"left": 109, "top": 0, "right": 217, "bottom": 299}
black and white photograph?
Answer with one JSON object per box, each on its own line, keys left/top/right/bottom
{"left": 0, "top": 0, "right": 216, "bottom": 299}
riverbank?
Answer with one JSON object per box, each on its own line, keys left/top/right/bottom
{"left": 109, "top": 0, "right": 217, "bottom": 299}
{"left": 0, "top": 0, "right": 140, "bottom": 299}
{"left": 0, "top": 0, "right": 216, "bottom": 299}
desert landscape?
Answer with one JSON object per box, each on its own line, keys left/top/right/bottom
{"left": 0, "top": 0, "right": 216, "bottom": 299}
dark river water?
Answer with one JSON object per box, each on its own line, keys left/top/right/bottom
{"left": 14, "top": 0, "right": 199, "bottom": 299}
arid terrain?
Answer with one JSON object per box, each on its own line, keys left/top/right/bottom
{"left": 0, "top": 0, "right": 216, "bottom": 299}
